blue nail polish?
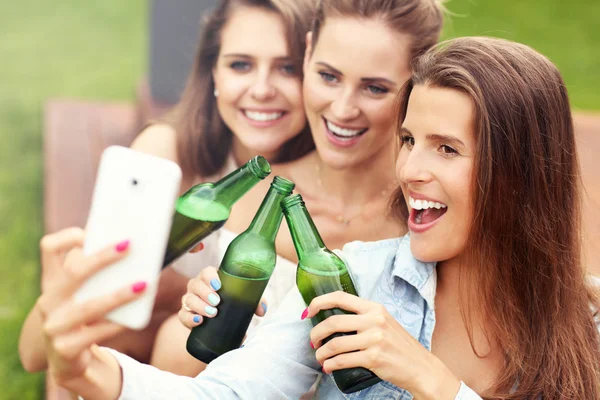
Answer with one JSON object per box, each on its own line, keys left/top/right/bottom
{"left": 210, "top": 278, "right": 221, "bottom": 291}
{"left": 193, "top": 315, "right": 201, "bottom": 324}
{"left": 261, "top": 302, "right": 267, "bottom": 314}
{"left": 208, "top": 293, "right": 220, "bottom": 306}
{"left": 205, "top": 305, "right": 217, "bottom": 316}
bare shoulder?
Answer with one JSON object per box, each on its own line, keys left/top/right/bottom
{"left": 131, "top": 123, "right": 178, "bottom": 162}
{"left": 132, "top": 123, "right": 200, "bottom": 190}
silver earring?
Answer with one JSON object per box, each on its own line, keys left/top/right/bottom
{"left": 213, "top": 89, "right": 219, "bottom": 98}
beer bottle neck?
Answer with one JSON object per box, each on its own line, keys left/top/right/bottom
{"left": 213, "top": 156, "right": 270, "bottom": 208}
{"left": 284, "top": 203, "right": 326, "bottom": 259}
{"left": 247, "top": 187, "right": 288, "bottom": 242}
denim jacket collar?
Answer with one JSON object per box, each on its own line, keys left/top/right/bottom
{"left": 391, "top": 235, "right": 438, "bottom": 310}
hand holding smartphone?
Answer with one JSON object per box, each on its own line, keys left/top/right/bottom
{"left": 74, "top": 146, "right": 182, "bottom": 330}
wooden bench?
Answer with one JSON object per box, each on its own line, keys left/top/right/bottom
{"left": 41, "top": 102, "right": 600, "bottom": 399}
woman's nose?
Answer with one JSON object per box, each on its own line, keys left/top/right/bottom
{"left": 249, "top": 75, "right": 276, "bottom": 101}
{"left": 330, "top": 91, "right": 360, "bottom": 120}
{"left": 398, "top": 148, "right": 431, "bottom": 184}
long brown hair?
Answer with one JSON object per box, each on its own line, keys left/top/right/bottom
{"left": 170, "top": 0, "right": 317, "bottom": 179}
{"left": 310, "top": 0, "right": 444, "bottom": 59}
{"left": 393, "top": 37, "right": 600, "bottom": 399}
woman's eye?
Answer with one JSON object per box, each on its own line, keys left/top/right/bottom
{"left": 401, "top": 135, "right": 414, "bottom": 148}
{"left": 280, "top": 64, "right": 296, "bottom": 75}
{"left": 440, "top": 145, "right": 458, "bottom": 157}
{"left": 367, "top": 85, "right": 388, "bottom": 95}
{"left": 230, "top": 61, "right": 251, "bottom": 71}
{"left": 318, "top": 71, "right": 337, "bottom": 83}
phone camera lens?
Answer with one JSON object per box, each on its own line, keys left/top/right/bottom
{"left": 132, "top": 179, "right": 138, "bottom": 186}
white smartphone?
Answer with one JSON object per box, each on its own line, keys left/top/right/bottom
{"left": 74, "top": 146, "right": 182, "bottom": 330}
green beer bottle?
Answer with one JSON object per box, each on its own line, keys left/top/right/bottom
{"left": 282, "top": 194, "right": 381, "bottom": 394}
{"left": 186, "top": 176, "right": 295, "bottom": 363}
{"left": 162, "top": 156, "right": 271, "bottom": 268}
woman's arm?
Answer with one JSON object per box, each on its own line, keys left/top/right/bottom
{"left": 129, "top": 123, "right": 179, "bottom": 165}
{"left": 48, "top": 276, "right": 319, "bottom": 399}
{"left": 112, "top": 288, "right": 319, "bottom": 399}
{"left": 306, "top": 291, "right": 468, "bottom": 400}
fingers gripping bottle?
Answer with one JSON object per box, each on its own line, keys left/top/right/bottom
{"left": 282, "top": 194, "right": 381, "bottom": 394}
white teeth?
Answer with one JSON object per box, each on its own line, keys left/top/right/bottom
{"left": 409, "top": 196, "right": 447, "bottom": 210}
{"left": 326, "top": 120, "right": 365, "bottom": 137}
{"left": 244, "top": 110, "right": 283, "bottom": 122}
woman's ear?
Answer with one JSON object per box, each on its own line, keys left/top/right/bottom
{"left": 303, "top": 31, "right": 313, "bottom": 76}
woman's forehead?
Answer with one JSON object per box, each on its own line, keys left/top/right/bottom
{"left": 312, "top": 17, "right": 412, "bottom": 81}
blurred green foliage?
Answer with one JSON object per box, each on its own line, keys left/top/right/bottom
{"left": 0, "top": 1, "right": 144, "bottom": 398}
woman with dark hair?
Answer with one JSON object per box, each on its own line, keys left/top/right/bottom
{"left": 19, "top": 0, "right": 317, "bottom": 372}
{"left": 38, "top": 35, "right": 600, "bottom": 399}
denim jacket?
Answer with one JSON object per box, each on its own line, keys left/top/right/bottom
{"left": 112, "top": 236, "right": 487, "bottom": 399}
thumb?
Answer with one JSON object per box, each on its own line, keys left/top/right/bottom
{"left": 255, "top": 299, "right": 268, "bottom": 317}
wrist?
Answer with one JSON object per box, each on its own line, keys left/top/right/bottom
{"left": 58, "top": 346, "right": 123, "bottom": 400}
{"left": 411, "top": 359, "right": 461, "bottom": 400}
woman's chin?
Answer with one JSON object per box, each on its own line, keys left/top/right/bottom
{"left": 410, "top": 242, "right": 442, "bottom": 263}
{"left": 315, "top": 147, "right": 364, "bottom": 170}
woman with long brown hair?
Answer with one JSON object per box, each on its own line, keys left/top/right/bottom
{"left": 19, "top": 0, "right": 317, "bottom": 372}
{"left": 37, "top": 35, "right": 600, "bottom": 399}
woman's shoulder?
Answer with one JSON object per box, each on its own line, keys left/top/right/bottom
{"left": 131, "top": 123, "right": 178, "bottom": 162}
{"left": 132, "top": 123, "right": 217, "bottom": 189}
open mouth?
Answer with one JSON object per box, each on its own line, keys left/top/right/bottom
{"left": 243, "top": 110, "right": 286, "bottom": 122}
{"left": 408, "top": 196, "right": 447, "bottom": 229}
{"left": 324, "top": 117, "right": 368, "bottom": 140}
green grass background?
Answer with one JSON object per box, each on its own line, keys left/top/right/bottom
{"left": 0, "top": 0, "right": 597, "bottom": 398}
{"left": 0, "top": 1, "right": 144, "bottom": 398}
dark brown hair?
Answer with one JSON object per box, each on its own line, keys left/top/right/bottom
{"left": 393, "top": 37, "right": 600, "bottom": 399}
{"left": 170, "top": 0, "right": 317, "bottom": 179}
{"left": 310, "top": 0, "right": 444, "bottom": 59}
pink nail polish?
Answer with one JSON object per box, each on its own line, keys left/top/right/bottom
{"left": 115, "top": 240, "right": 130, "bottom": 252}
{"left": 310, "top": 341, "right": 315, "bottom": 349}
{"left": 301, "top": 308, "right": 308, "bottom": 320}
{"left": 131, "top": 281, "right": 147, "bottom": 293}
